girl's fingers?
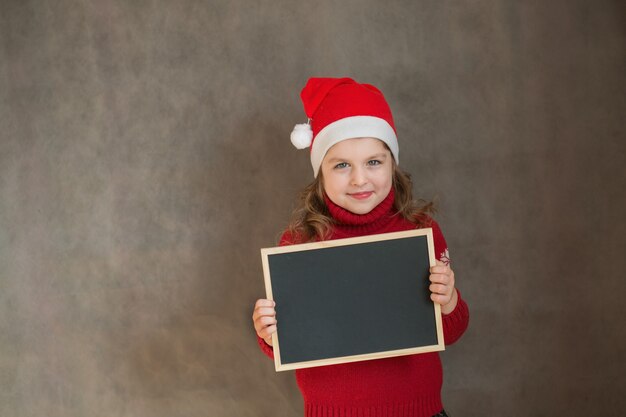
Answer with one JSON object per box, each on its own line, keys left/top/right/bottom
{"left": 429, "top": 267, "right": 455, "bottom": 286}
{"left": 252, "top": 307, "right": 276, "bottom": 321}
{"left": 252, "top": 299, "right": 278, "bottom": 341}
{"left": 256, "top": 316, "right": 277, "bottom": 327}
{"left": 428, "top": 262, "right": 456, "bottom": 306}
{"left": 254, "top": 320, "right": 277, "bottom": 337}
{"left": 430, "top": 262, "right": 454, "bottom": 277}
{"left": 430, "top": 260, "right": 448, "bottom": 273}
{"left": 252, "top": 299, "right": 276, "bottom": 321}
{"left": 430, "top": 274, "right": 454, "bottom": 290}
{"left": 259, "top": 325, "right": 277, "bottom": 346}
{"left": 429, "top": 283, "right": 449, "bottom": 295}
{"left": 254, "top": 299, "right": 275, "bottom": 309}
{"left": 259, "top": 324, "right": 277, "bottom": 337}
{"left": 431, "top": 293, "right": 452, "bottom": 305}
{"left": 253, "top": 313, "right": 277, "bottom": 330}
{"left": 429, "top": 273, "right": 450, "bottom": 285}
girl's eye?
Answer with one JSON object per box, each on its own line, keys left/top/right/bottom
{"left": 334, "top": 162, "right": 349, "bottom": 169}
{"left": 367, "top": 160, "right": 381, "bottom": 166}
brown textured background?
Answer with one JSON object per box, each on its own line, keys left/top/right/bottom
{"left": 1, "top": 1, "right": 625, "bottom": 416}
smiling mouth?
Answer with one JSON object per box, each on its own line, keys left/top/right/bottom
{"left": 348, "top": 191, "right": 373, "bottom": 200}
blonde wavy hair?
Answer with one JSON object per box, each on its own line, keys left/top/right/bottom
{"left": 285, "top": 162, "right": 435, "bottom": 243}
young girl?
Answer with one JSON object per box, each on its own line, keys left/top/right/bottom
{"left": 252, "top": 77, "right": 469, "bottom": 417}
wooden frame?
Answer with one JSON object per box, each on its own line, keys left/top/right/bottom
{"left": 260, "top": 228, "right": 444, "bottom": 372}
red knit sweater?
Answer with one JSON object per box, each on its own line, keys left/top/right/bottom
{"left": 258, "top": 190, "right": 470, "bottom": 417}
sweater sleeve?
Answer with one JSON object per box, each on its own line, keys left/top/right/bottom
{"left": 257, "top": 335, "right": 275, "bottom": 359}
{"left": 431, "top": 220, "right": 470, "bottom": 346}
{"left": 442, "top": 290, "right": 469, "bottom": 345}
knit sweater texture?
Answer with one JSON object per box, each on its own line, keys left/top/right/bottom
{"left": 258, "top": 190, "right": 470, "bottom": 417}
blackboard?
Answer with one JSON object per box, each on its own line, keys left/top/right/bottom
{"left": 260, "top": 228, "right": 444, "bottom": 371}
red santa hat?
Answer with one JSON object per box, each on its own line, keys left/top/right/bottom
{"left": 290, "top": 77, "right": 399, "bottom": 177}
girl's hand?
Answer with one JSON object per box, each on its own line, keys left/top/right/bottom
{"left": 252, "top": 299, "right": 277, "bottom": 346}
{"left": 429, "top": 260, "right": 458, "bottom": 315}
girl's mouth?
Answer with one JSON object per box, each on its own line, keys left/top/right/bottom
{"left": 349, "top": 191, "right": 373, "bottom": 200}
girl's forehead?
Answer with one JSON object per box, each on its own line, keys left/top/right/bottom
{"left": 325, "top": 137, "right": 390, "bottom": 158}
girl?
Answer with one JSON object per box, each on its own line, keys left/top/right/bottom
{"left": 252, "top": 77, "right": 469, "bottom": 417}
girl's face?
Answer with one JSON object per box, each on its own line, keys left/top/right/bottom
{"left": 320, "top": 137, "right": 393, "bottom": 215}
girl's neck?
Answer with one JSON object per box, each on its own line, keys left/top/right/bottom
{"left": 324, "top": 188, "right": 397, "bottom": 236}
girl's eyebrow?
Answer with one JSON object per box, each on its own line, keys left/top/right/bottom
{"left": 325, "top": 156, "right": 347, "bottom": 164}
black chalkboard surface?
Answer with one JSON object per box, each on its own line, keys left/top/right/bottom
{"left": 260, "top": 228, "right": 444, "bottom": 372}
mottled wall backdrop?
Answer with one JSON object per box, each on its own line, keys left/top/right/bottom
{"left": 1, "top": 1, "right": 624, "bottom": 416}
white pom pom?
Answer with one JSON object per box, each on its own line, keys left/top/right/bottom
{"left": 290, "top": 123, "right": 313, "bottom": 149}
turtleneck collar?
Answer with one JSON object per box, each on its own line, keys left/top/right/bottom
{"left": 324, "top": 188, "right": 398, "bottom": 237}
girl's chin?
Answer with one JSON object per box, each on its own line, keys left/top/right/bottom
{"left": 345, "top": 203, "right": 376, "bottom": 215}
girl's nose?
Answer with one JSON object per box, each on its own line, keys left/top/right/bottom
{"left": 350, "top": 167, "right": 368, "bottom": 187}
